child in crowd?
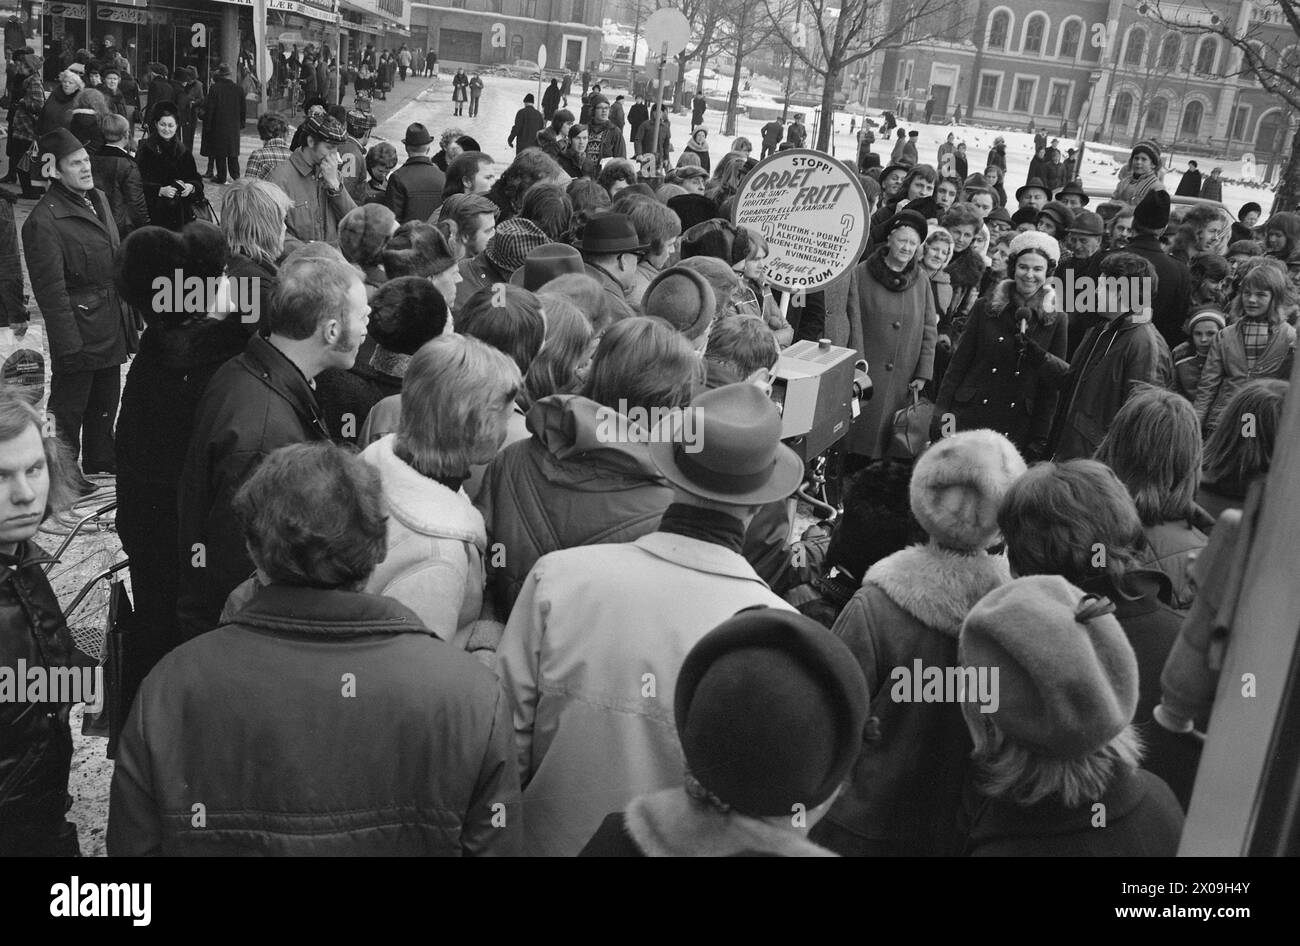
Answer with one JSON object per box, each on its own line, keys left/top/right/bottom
{"left": 1171, "top": 308, "right": 1225, "bottom": 402}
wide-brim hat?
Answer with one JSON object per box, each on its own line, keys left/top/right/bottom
{"left": 509, "top": 242, "right": 585, "bottom": 290}
{"left": 1055, "top": 179, "right": 1090, "bottom": 205}
{"left": 578, "top": 212, "right": 647, "bottom": 256}
{"left": 1015, "top": 177, "right": 1051, "bottom": 202}
{"left": 649, "top": 382, "right": 804, "bottom": 505}
{"left": 213, "top": 63, "right": 232, "bottom": 79}
{"left": 403, "top": 122, "right": 433, "bottom": 146}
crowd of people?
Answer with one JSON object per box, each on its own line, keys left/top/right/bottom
{"left": 0, "top": 61, "right": 1295, "bottom": 856}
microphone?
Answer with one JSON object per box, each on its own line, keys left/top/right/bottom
{"left": 1015, "top": 306, "right": 1031, "bottom": 337}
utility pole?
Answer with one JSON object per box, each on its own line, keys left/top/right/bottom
{"left": 781, "top": 2, "right": 801, "bottom": 124}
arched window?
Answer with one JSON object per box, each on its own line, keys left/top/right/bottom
{"left": 1024, "top": 14, "right": 1046, "bottom": 54}
{"left": 1125, "top": 28, "right": 1147, "bottom": 67}
{"left": 1158, "top": 35, "right": 1180, "bottom": 71}
{"left": 1145, "top": 97, "right": 1168, "bottom": 134}
{"left": 1113, "top": 91, "right": 1133, "bottom": 126}
{"left": 510, "top": 34, "right": 524, "bottom": 62}
{"left": 988, "top": 11, "right": 1011, "bottom": 50}
{"left": 1181, "top": 100, "right": 1204, "bottom": 135}
{"left": 1195, "top": 38, "right": 1218, "bottom": 74}
{"left": 1060, "top": 19, "right": 1082, "bottom": 59}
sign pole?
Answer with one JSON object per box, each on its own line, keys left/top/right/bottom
{"left": 650, "top": 44, "right": 666, "bottom": 177}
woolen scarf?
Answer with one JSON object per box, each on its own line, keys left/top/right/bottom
{"left": 865, "top": 246, "right": 919, "bottom": 293}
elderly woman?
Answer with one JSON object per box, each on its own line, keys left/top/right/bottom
{"left": 361, "top": 334, "right": 521, "bottom": 650}
{"left": 107, "top": 441, "right": 522, "bottom": 856}
{"left": 920, "top": 228, "right": 955, "bottom": 315}
{"left": 1197, "top": 379, "right": 1289, "bottom": 521}
{"left": 222, "top": 178, "right": 294, "bottom": 335}
{"left": 137, "top": 101, "right": 205, "bottom": 231}
{"left": 37, "top": 67, "right": 83, "bottom": 138}
{"left": 998, "top": 459, "right": 1202, "bottom": 809}
{"left": 958, "top": 575, "right": 1184, "bottom": 855}
{"left": 933, "top": 231, "right": 1068, "bottom": 457}
{"left": 1194, "top": 261, "right": 1295, "bottom": 434}
{"left": 812, "top": 431, "right": 1026, "bottom": 857}
{"left": 846, "top": 209, "right": 938, "bottom": 461}
{"left": 476, "top": 316, "right": 701, "bottom": 616}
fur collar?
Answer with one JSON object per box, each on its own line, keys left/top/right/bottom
{"left": 987, "top": 278, "right": 1059, "bottom": 326}
{"left": 624, "top": 789, "right": 838, "bottom": 857}
{"left": 864, "top": 246, "right": 920, "bottom": 292}
{"left": 864, "top": 543, "right": 1011, "bottom": 636}
{"left": 946, "top": 246, "right": 987, "bottom": 289}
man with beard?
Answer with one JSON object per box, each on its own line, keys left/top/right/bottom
{"left": 175, "top": 243, "right": 370, "bottom": 641}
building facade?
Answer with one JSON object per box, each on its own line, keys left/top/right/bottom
{"left": 874, "top": 0, "right": 1298, "bottom": 160}
{"left": 409, "top": 0, "right": 604, "bottom": 72}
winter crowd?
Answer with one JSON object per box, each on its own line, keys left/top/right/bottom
{"left": 0, "top": 72, "right": 1293, "bottom": 857}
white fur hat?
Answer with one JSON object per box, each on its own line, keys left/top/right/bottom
{"left": 910, "top": 430, "right": 1027, "bottom": 551}
{"left": 1008, "top": 230, "right": 1060, "bottom": 266}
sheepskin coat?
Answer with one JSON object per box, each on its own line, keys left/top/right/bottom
{"left": 810, "top": 543, "right": 1011, "bottom": 856}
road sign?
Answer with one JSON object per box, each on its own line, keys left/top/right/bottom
{"left": 538, "top": 45, "right": 548, "bottom": 70}
{"left": 733, "top": 149, "right": 871, "bottom": 294}
{"left": 643, "top": 8, "right": 691, "bottom": 57}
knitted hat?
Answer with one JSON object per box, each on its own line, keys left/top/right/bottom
{"left": 1130, "top": 139, "right": 1161, "bottom": 167}
{"left": 1133, "top": 189, "right": 1172, "bottom": 231}
{"left": 644, "top": 265, "right": 718, "bottom": 339}
{"left": 959, "top": 576, "right": 1140, "bottom": 759}
{"left": 1067, "top": 210, "right": 1105, "bottom": 238}
{"left": 1007, "top": 230, "right": 1061, "bottom": 266}
{"left": 485, "top": 217, "right": 551, "bottom": 274}
{"left": 346, "top": 108, "right": 377, "bottom": 138}
{"left": 301, "top": 112, "right": 347, "bottom": 144}
{"left": 910, "top": 429, "right": 1026, "bottom": 551}
{"left": 1184, "top": 307, "right": 1227, "bottom": 335}
{"left": 675, "top": 608, "right": 869, "bottom": 816}
{"left": 888, "top": 208, "right": 928, "bottom": 243}
{"left": 338, "top": 203, "right": 398, "bottom": 266}
{"left": 1036, "top": 200, "right": 1075, "bottom": 234}
{"left": 524, "top": 93, "right": 535, "bottom": 104}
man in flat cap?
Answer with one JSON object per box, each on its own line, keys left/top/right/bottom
{"left": 267, "top": 111, "right": 356, "bottom": 244}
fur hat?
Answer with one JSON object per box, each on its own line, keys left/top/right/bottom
{"left": 675, "top": 608, "right": 869, "bottom": 816}
{"left": 367, "top": 277, "right": 450, "bottom": 354}
{"left": 643, "top": 265, "right": 717, "bottom": 339}
{"left": 959, "top": 575, "right": 1140, "bottom": 759}
{"left": 1011, "top": 207, "right": 1039, "bottom": 227}
{"left": 1133, "top": 189, "right": 1172, "bottom": 231}
{"left": 1007, "top": 230, "right": 1061, "bottom": 267}
{"left": 114, "top": 226, "right": 189, "bottom": 313}
{"left": 1130, "top": 139, "right": 1161, "bottom": 168}
{"left": 667, "top": 193, "right": 720, "bottom": 231}
{"left": 338, "top": 203, "right": 398, "bottom": 266}
{"left": 910, "top": 429, "right": 1027, "bottom": 551}
{"left": 680, "top": 218, "right": 753, "bottom": 268}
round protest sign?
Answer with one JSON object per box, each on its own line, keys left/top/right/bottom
{"left": 732, "top": 149, "right": 870, "bottom": 294}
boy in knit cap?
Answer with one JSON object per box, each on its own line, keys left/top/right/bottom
{"left": 957, "top": 575, "right": 1184, "bottom": 856}
{"left": 1174, "top": 308, "right": 1226, "bottom": 403}
{"left": 579, "top": 608, "right": 869, "bottom": 857}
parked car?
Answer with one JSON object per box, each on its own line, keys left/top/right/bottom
{"left": 1084, "top": 188, "right": 1225, "bottom": 222}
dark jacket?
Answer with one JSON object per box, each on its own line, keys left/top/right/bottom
{"left": 313, "top": 355, "right": 403, "bottom": 445}
{"left": 633, "top": 117, "right": 671, "bottom": 169}
{"left": 386, "top": 154, "right": 445, "bottom": 222}
{"left": 0, "top": 541, "right": 90, "bottom": 853}
{"left": 174, "top": 78, "right": 204, "bottom": 129}
{"left": 136, "top": 135, "right": 205, "bottom": 231}
{"left": 1041, "top": 309, "right": 1172, "bottom": 461}
{"left": 20, "top": 182, "right": 133, "bottom": 374}
{"left": 175, "top": 335, "right": 332, "bottom": 641}
{"left": 934, "top": 280, "right": 1068, "bottom": 451}
{"left": 36, "top": 87, "right": 78, "bottom": 137}
{"left": 508, "top": 105, "right": 545, "bottom": 156}
{"left": 1175, "top": 168, "right": 1203, "bottom": 197}
{"left": 223, "top": 252, "right": 277, "bottom": 337}
{"left": 0, "top": 196, "right": 23, "bottom": 324}
{"left": 961, "top": 765, "right": 1183, "bottom": 856}
{"left": 107, "top": 584, "right": 522, "bottom": 856}
{"left": 1111, "top": 233, "right": 1191, "bottom": 349}
{"left": 200, "top": 76, "right": 246, "bottom": 159}
{"left": 145, "top": 75, "right": 176, "bottom": 111}
{"left": 1199, "top": 175, "right": 1223, "bottom": 202}
{"left": 91, "top": 144, "right": 150, "bottom": 236}
{"left": 541, "top": 82, "right": 561, "bottom": 120}
{"left": 627, "top": 101, "right": 648, "bottom": 141}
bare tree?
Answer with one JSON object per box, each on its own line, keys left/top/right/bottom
{"left": 1147, "top": 0, "right": 1300, "bottom": 212}
{"left": 712, "top": 0, "right": 781, "bottom": 136}
{"left": 760, "top": 0, "right": 972, "bottom": 152}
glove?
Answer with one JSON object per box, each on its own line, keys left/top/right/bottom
{"left": 1021, "top": 337, "right": 1048, "bottom": 367}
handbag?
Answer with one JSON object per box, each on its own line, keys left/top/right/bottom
{"left": 192, "top": 195, "right": 219, "bottom": 225}
{"left": 888, "top": 389, "right": 935, "bottom": 459}
{"left": 0, "top": 322, "right": 45, "bottom": 409}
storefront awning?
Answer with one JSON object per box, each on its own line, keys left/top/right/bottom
{"left": 217, "top": 0, "right": 341, "bottom": 27}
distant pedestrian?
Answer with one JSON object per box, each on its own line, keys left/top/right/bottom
{"left": 542, "top": 78, "right": 561, "bottom": 121}
{"left": 691, "top": 91, "right": 706, "bottom": 127}
{"left": 924, "top": 95, "right": 934, "bottom": 123}
{"left": 452, "top": 67, "right": 468, "bottom": 116}
{"left": 200, "top": 62, "right": 245, "bottom": 183}
{"left": 507, "top": 94, "right": 545, "bottom": 157}
{"left": 468, "top": 73, "right": 484, "bottom": 117}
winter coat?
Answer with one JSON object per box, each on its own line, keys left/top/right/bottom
{"left": 20, "top": 183, "right": 133, "bottom": 375}
{"left": 581, "top": 790, "right": 837, "bottom": 857}
{"left": 761, "top": 120, "right": 783, "bottom": 147}
{"left": 0, "top": 541, "right": 90, "bottom": 852}
{"left": 268, "top": 149, "right": 358, "bottom": 245}
{"left": 37, "top": 87, "right": 79, "bottom": 137}
{"left": 633, "top": 117, "right": 671, "bottom": 169}
{"left": 1112, "top": 233, "right": 1191, "bottom": 349}
{"left": 386, "top": 155, "right": 446, "bottom": 222}
{"left": 199, "top": 77, "right": 244, "bottom": 159}
{"left": 934, "top": 280, "right": 1068, "bottom": 451}
{"left": 961, "top": 765, "right": 1183, "bottom": 856}
{"left": 107, "top": 584, "right": 521, "bottom": 856}
{"left": 541, "top": 82, "right": 562, "bottom": 120}
{"left": 1043, "top": 309, "right": 1172, "bottom": 461}
{"left": 313, "top": 356, "right": 402, "bottom": 444}
{"left": 585, "top": 117, "right": 628, "bottom": 162}
{"left": 452, "top": 251, "right": 511, "bottom": 314}
{"left": 452, "top": 72, "right": 469, "bottom": 102}
{"left": 1171, "top": 342, "right": 1206, "bottom": 401}
{"left": 507, "top": 106, "right": 544, "bottom": 157}
{"left": 10, "top": 73, "right": 44, "bottom": 142}
{"left": 845, "top": 249, "right": 939, "bottom": 458}
{"left": 1140, "top": 511, "right": 1212, "bottom": 612}
{"left": 498, "top": 528, "right": 795, "bottom": 856}
{"left": 986, "top": 145, "right": 1006, "bottom": 173}
{"left": 1113, "top": 169, "right": 1164, "bottom": 207}
{"left": 136, "top": 135, "right": 204, "bottom": 231}
{"left": 174, "top": 79, "right": 204, "bottom": 130}
{"left": 812, "top": 544, "right": 1011, "bottom": 857}
{"left": 476, "top": 395, "right": 672, "bottom": 618}
{"left": 359, "top": 435, "right": 487, "bottom": 647}
{"left": 223, "top": 252, "right": 277, "bottom": 337}
{"left": 1199, "top": 175, "right": 1223, "bottom": 202}
{"left": 1175, "top": 168, "right": 1203, "bottom": 197}
{"left": 1193, "top": 319, "right": 1295, "bottom": 433}
{"left": 145, "top": 75, "right": 176, "bottom": 112}
{"left": 942, "top": 246, "right": 986, "bottom": 336}
{"left": 0, "top": 197, "right": 21, "bottom": 324}
{"left": 1080, "top": 571, "right": 1203, "bottom": 809}
{"left": 554, "top": 145, "right": 586, "bottom": 179}
{"left": 901, "top": 140, "right": 918, "bottom": 165}
{"left": 681, "top": 139, "right": 711, "bottom": 174}
{"left": 175, "top": 335, "right": 332, "bottom": 642}
{"left": 91, "top": 144, "right": 150, "bottom": 236}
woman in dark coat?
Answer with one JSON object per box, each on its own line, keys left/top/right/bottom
{"left": 200, "top": 63, "right": 246, "bottom": 183}
{"left": 38, "top": 68, "right": 83, "bottom": 137}
{"left": 933, "top": 231, "right": 1068, "bottom": 458}
{"left": 137, "top": 102, "right": 205, "bottom": 231}
{"left": 452, "top": 68, "right": 469, "bottom": 116}
{"left": 541, "top": 79, "right": 561, "bottom": 121}
{"left": 845, "top": 209, "right": 938, "bottom": 460}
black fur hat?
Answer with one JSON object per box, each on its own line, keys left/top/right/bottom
{"left": 114, "top": 226, "right": 189, "bottom": 314}
{"left": 367, "top": 277, "right": 450, "bottom": 355}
